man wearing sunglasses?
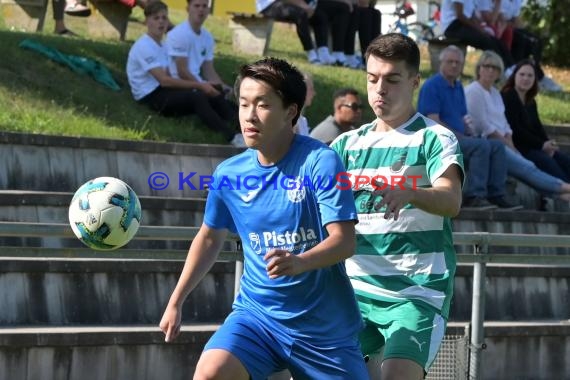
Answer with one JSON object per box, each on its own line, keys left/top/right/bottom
{"left": 310, "top": 88, "right": 363, "bottom": 144}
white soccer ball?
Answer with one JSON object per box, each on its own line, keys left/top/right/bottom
{"left": 69, "top": 177, "right": 142, "bottom": 250}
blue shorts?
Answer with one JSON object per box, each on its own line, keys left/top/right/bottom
{"left": 204, "top": 309, "right": 369, "bottom": 380}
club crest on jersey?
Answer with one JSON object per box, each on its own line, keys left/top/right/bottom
{"left": 249, "top": 232, "right": 262, "bottom": 254}
{"left": 391, "top": 151, "right": 407, "bottom": 173}
{"left": 286, "top": 176, "right": 306, "bottom": 203}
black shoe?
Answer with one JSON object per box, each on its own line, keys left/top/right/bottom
{"left": 462, "top": 197, "right": 497, "bottom": 210}
{"left": 488, "top": 196, "right": 524, "bottom": 210}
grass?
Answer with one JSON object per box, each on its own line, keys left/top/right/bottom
{"left": 0, "top": 8, "right": 568, "bottom": 144}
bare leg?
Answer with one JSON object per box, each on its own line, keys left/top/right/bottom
{"left": 193, "top": 349, "right": 250, "bottom": 380}
{"left": 367, "top": 352, "right": 383, "bottom": 380}
{"left": 380, "top": 358, "right": 424, "bottom": 380}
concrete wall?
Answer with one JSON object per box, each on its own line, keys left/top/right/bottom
{"left": 1, "top": 257, "right": 568, "bottom": 325}
{"left": 0, "top": 258, "right": 235, "bottom": 325}
{"left": 0, "top": 131, "right": 240, "bottom": 198}
{"left": 0, "top": 326, "right": 215, "bottom": 380}
{"left": 1, "top": 323, "right": 569, "bottom": 380}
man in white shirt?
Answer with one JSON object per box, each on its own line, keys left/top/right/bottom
{"left": 126, "top": 1, "right": 244, "bottom": 146}
{"left": 166, "top": 0, "right": 244, "bottom": 145}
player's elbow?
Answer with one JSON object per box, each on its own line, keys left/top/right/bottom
{"left": 445, "top": 194, "right": 462, "bottom": 217}
{"left": 340, "top": 233, "right": 356, "bottom": 260}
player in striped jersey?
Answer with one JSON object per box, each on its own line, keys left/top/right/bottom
{"left": 331, "top": 33, "right": 465, "bottom": 379}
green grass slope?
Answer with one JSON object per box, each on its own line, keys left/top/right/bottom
{"left": 0, "top": 9, "right": 568, "bottom": 144}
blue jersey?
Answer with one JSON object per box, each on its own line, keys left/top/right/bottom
{"left": 204, "top": 134, "right": 363, "bottom": 345}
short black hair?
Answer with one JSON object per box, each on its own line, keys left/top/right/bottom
{"left": 234, "top": 57, "right": 306, "bottom": 126}
{"left": 365, "top": 33, "right": 420, "bottom": 75}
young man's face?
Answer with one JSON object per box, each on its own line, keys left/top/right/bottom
{"left": 146, "top": 9, "right": 169, "bottom": 38}
{"left": 238, "top": 77, "right": 296, "bottom": 149}
{"left": 187, "top": 0, "right": 209, "bottom": 26}
{"left": 366, "top": 55, "right": 419, "bottom": 124}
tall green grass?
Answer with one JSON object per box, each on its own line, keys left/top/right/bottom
{"left": 0, "top": 9, "right": 567, "bottom": 145}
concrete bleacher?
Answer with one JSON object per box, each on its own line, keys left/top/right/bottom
{"left": 1, "top": 131, "right": 570, "bottom": 379}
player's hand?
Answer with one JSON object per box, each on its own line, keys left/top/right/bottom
{"left": 264, "top": 249, "right": 303, "bottom": 279}
{"left": 372, "top": 180, "right": 415, "bottom": 220}
{"left": 159, "top": 305, "right": 182, "bottom": 343}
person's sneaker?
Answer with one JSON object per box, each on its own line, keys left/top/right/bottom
{"left": 230, "top": 133, "right": 247, "bottom": 148}
{"left": 65, "top": 1, "right": 91, "bottom": 17}
{"left": 307, "top": 50, "right": 323, "bottom": 65}
{"left": 488, "top": 196, "right": 524, "bottom": 210}
{"left": 344, "top": 55, "right": 364, "bottom": 69}
{"left": 539, "top": 76, "right": 563, "bottom": 92}
{"left": 462, "top": 197, "right": 497, "bottom": 210}
{"left": 317, "top": 47, "right": 335, "bottom": 65}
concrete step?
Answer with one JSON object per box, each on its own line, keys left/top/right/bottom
{"left": 451, "top": 263, "right": 570, "bottom": 321}
{"left": 0, "top": 190, "right": 207, "bottom": 250}
{"left": 1, "top": 257, "right": 569, "bottom": 324}
{"left": 0, "top": 321, "right": 568, "bottom": 380}
{"left": 2, "top": 190, "right": 569, "bottom": 254}
{"left": 0, "top": 257, "right": 234, "bottom": 325}
{"left": 0, "top": 324, "right": 215, "bottom": 380}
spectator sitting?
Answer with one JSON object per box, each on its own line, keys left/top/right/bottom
{"left": 256, "top": 0, "right": 335, "bottom": 65}
{"left": 503, "top": 0, "right": 562, "bottom": 92}
{"left": 440, "top": 0, "right": 514, "bottom": 69}
{"left": 294, "top": 72, "right": 316, "bottom": 136}
{"left": 310, "top": 88, "right": 363, "bottom": 144}
{"left": 166, "top": 0, "right": 244, "bottom": 146}
{"left": 418, "top": 45, "right": 521, "bottom": 210}
{"left": 501, "top": 59, "right": 570, "bottom": 182}
{"left": 126, "top": 1, "right": 243, "bottom": 146}
{"left": 465, "top": 50, "right": 570, "bottom": 203}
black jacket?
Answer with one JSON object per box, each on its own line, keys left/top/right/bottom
{"left": 501, "top": 88, "right": 549, "bottom": 154}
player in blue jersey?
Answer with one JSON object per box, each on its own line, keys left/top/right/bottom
{"left": 160, "top": 57, "right": 369, "bottom": 380}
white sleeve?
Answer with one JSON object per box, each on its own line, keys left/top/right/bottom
{"left": 166, "top": 28, "right": 189, "bottom": 58}
{"left": 136, "top": 42, "right": 163, "bottom": 72}
{"left": 465, "top": 83, "right": 496, "bottom": 137}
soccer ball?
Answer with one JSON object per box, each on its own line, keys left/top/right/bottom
{"left": 69, "top": 177, "right": 142, "bottom": 250}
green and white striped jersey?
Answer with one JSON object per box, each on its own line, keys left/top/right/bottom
{"left": 331, "top": 113, "right": 464, "bottom": 318}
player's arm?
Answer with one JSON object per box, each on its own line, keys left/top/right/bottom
{"left": 376, "top": 164, "right": 463, "bottom": 219}
{"left": 159, "top": 223, "right": 227, "bottom": 341}
{"left": 265, "top": 221, "right": 356, "bottom": 279}
{"left": 406, "top": 164, "right": 463, "bottom": 216}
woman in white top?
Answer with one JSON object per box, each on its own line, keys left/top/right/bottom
{"left": 464, "top": 50, "right": 570, "bottom": 201}
{"left": 126, "top": 1, "right": 241, "bottom": 145}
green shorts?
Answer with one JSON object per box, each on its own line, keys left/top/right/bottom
{"left": 358, "top": 297, "right": 446, "bottom": 372}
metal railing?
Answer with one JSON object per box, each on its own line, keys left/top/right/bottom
{"left": 1, "top": 222, "right": 570, "bottom": 380}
